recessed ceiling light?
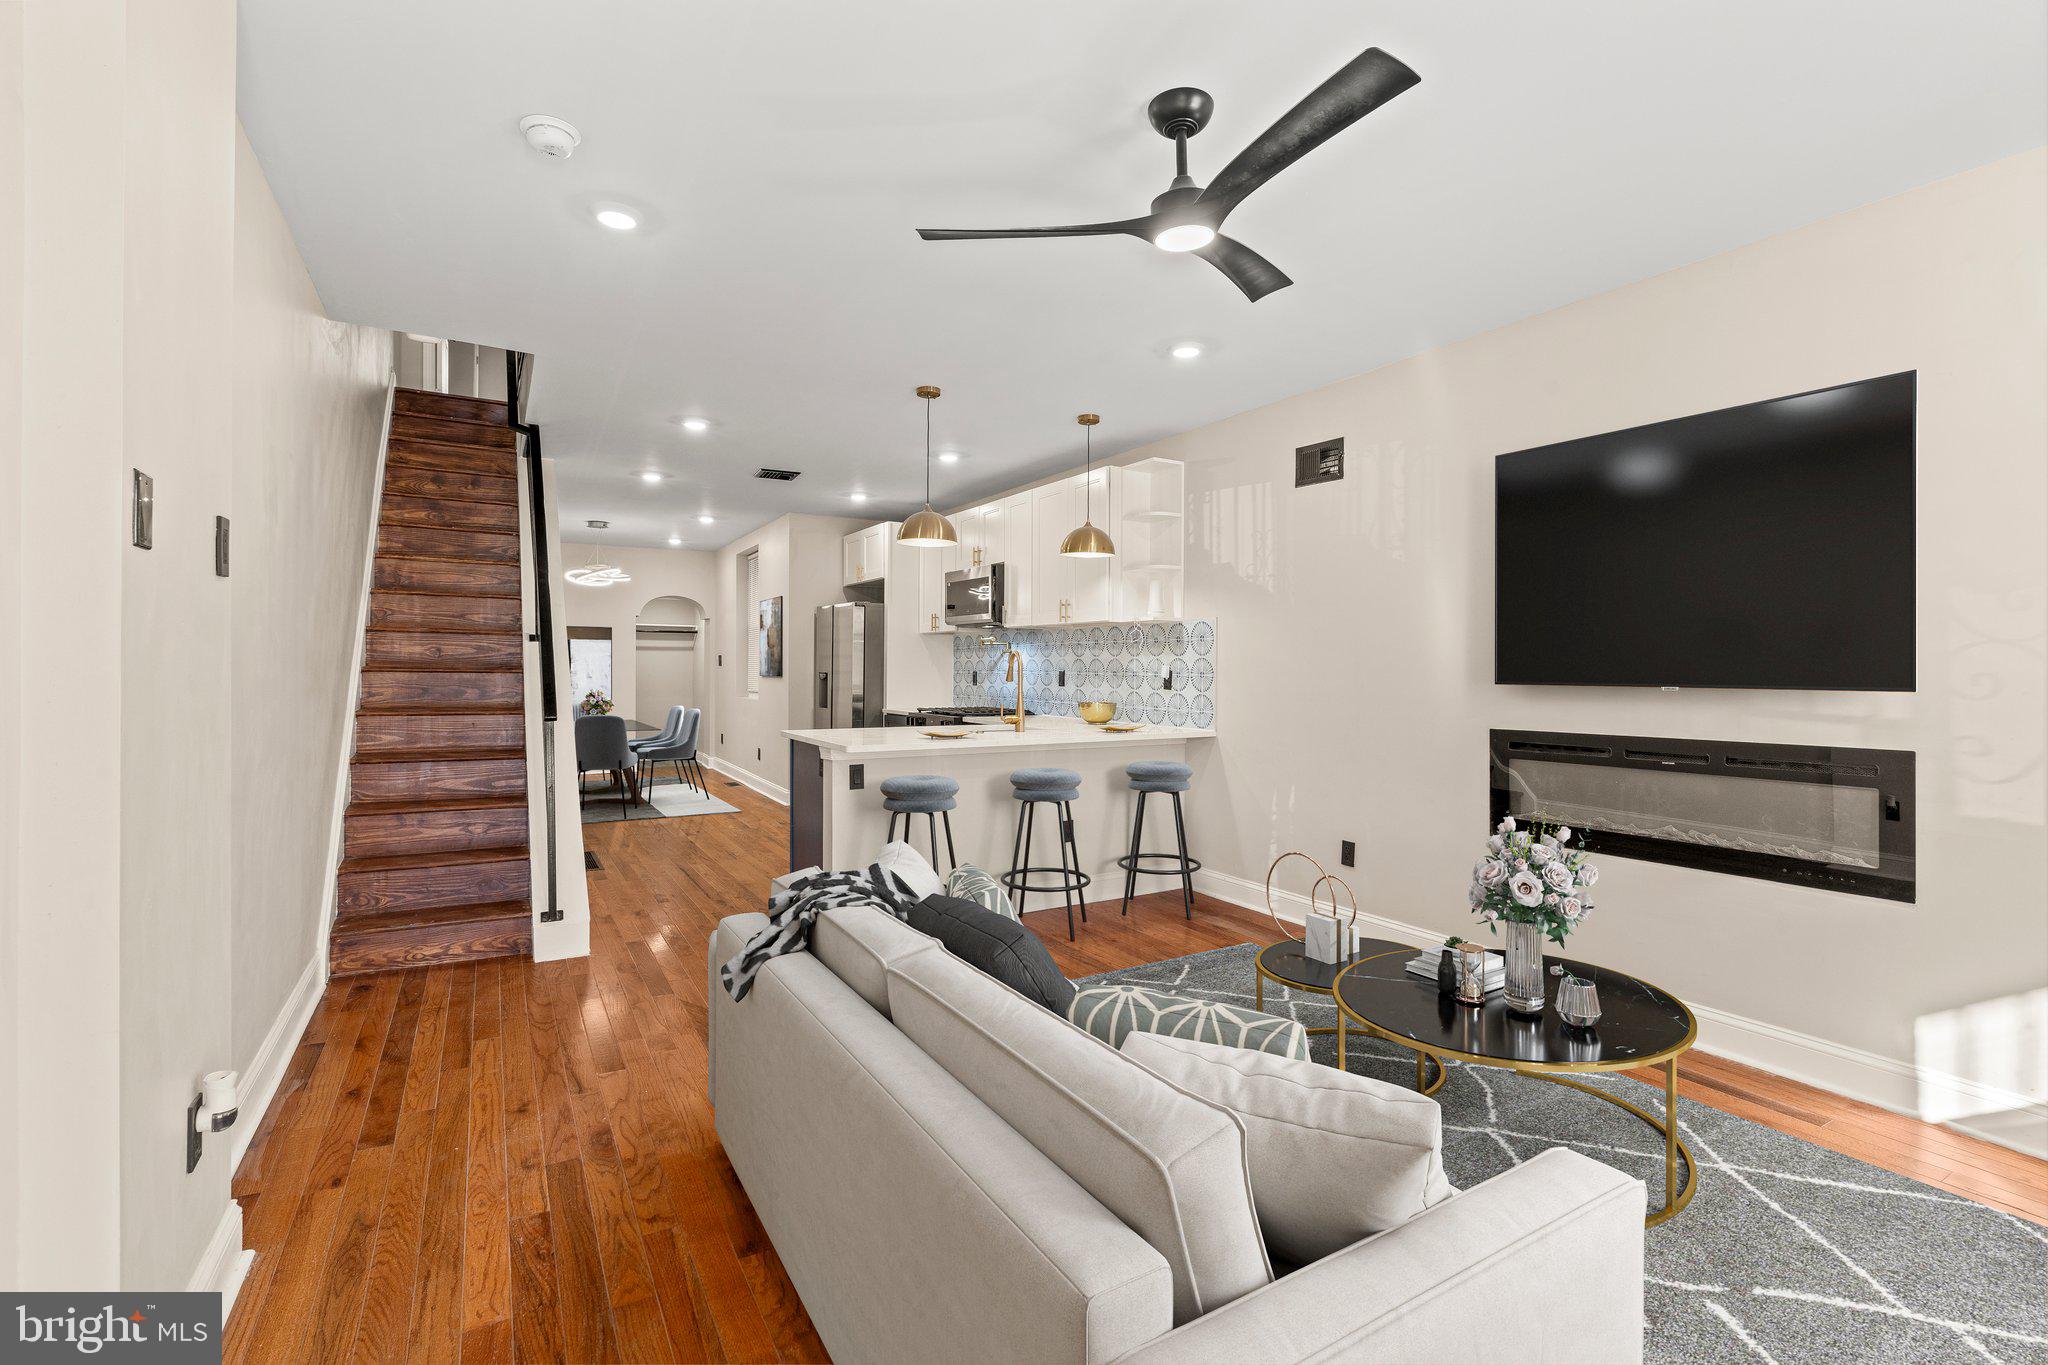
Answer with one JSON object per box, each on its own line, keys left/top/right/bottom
{"left": 698, "top": 514, "right": 714, "bottom": 525}
{"left": 1169, "top": 343, "right": 1203, "bottom": 360}
{"left": 639, "top": 470, "right": 662, "bottom": 484}
{"left": 667, "top": 535, "right": 682, "bottom": 546}
{"left": 595, "top": 207, "right": 638, "bottom": 231}
{"left": 680, "top": 417, "right": 710, "bottom": 433}
{"left": 850, "top": 492, "right": 868, "bottom": 504}
{"left": 938, "top": 450, "right": 961, "bottom": 464}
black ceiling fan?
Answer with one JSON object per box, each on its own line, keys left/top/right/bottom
{"left": 916, "top": 47, "right": 1419, "bottom": 302}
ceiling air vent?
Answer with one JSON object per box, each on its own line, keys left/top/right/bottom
{"left": 755, "top": 467, "right": 802, "bottom": 481}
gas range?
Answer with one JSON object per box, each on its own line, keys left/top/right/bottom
{"left": 928, "top": 705, "right": 1035, "bottom": 720}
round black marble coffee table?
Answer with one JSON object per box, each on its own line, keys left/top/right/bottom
{"left": 1333, "top": 948, "right": 1699, "bottom": 1226}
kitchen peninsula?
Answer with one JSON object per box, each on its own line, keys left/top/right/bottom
{"left": 784, "top": 717, "right": 1216, "bottom": 888}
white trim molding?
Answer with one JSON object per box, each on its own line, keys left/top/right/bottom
{"left": 705, "top": 753, "right": 788, "bottom": 805}
{"left": 230, "top": 953, "right": 326, "bottom": 1173}
{"left": 185, "top": 1201, "right": 254, "bottom": 1321}
{"left": 1193, "top": 865, "right": 2047, "bottom": 1159}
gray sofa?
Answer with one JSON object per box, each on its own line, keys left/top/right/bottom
{"left": 708, "top": 905, "right": 1647, "bottom": 1364}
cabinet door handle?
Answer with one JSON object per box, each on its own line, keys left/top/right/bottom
{"left": 929, "top": 612, "right": 937, "bottom": 630}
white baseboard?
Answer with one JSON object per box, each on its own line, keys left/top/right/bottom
{"left": 230, "top": 954, "right": 325, "bottom": 1173}
{"left": 186, "top": 1200, "right": 254, "bottom": 1319}
{"left": 1192, "top": 865, "right": 2047, "bottom": 1159}
{"left": 705, "top": 754, "right": 788, "bottom": 805}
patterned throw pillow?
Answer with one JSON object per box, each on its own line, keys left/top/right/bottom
{"left": 1067, "top": 985, "right": 1310, "bottom": 1060}
{"left": 945, "top": 864, "right": 1015, "bottom": 921}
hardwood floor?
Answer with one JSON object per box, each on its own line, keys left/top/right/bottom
{"left": 226, "top": 775, "right": 2047, "bottom": 1363}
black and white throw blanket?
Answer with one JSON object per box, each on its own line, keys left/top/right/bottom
{"left": 719, "top": 865, "right": 917, "bottom": 1002}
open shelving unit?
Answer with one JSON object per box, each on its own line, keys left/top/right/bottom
{"left": 1114, "top": 457, "right": 1185, "bottom": 620}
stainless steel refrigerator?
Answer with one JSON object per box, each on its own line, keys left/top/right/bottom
{"left": 813, "top": 602, "right": 886, "bottom": 728}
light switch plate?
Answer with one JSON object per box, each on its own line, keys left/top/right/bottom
{"left": 214, "top": 516, "right": 230, "bottom": 576}
{"left": 132, "top": 469, "right": 154, "bottom": 548}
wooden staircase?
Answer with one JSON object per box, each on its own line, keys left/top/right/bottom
{"left": 330, "top": 388, "right": 533, "bottom": 976}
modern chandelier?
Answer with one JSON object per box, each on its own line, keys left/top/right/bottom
{"left": 897, "top": 385, "right": 959, "bottom": 549}
{"left": 565, "top": 519, "right": 633, "bottom": 587}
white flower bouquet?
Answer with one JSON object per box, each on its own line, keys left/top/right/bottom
{"left": 1468, "top": 815, "right": 1599, "bottom": 947}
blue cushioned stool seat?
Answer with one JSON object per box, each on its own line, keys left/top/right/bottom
{"left": 1010, "top": 767, "right": 1082, "bottom": 803}
{"left": 880, "top": 774, "right": 959, "bottom": 814}
{"left": 1125, "top": 760, "right": 1193, "bottom": 794}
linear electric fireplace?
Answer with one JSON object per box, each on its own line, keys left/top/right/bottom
{"left": 1489, "top": 730, "right": 1916, "bottom": 902}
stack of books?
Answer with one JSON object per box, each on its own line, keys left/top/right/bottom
{"left": 1406, "top": 945, "right": 1505, "bottom": 993}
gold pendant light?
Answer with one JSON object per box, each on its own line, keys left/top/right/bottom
{"left": 1059, "top": 412, "right": 1116, "bottom": 558}
{"left": 897, "top": 384, "right": 959, "bottom": 548}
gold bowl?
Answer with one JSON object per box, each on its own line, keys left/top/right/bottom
{"left": 1077, "top": 700, "right": 1117, "bottom": 725}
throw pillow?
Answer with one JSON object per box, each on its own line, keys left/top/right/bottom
{"left": 1067, "top": 985, "right": 1310, "bottom": 1060}
{"left": 875, "top": 840, "right": 944, "bottom": 900}
{"left": 944, "top": 864, "right": 1016, "bottom": 920}
{"left": 1120, "top": 1032, "right": 1456, "bottom": 1263}
{"left": 904, "top": 894, "right": 1075, "bottom": 1014}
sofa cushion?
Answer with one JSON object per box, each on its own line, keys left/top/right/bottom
{"left": 1119, "top": 1033, "right": 1456, "bottom": 1263}
{"left": 1068, "top": 985, "right": 1310, "bottom": 1060}
{"left": 945, "top": 863, "right": 1016, "bottom": 920}
{"left": 886, "top": 948, "right": 1272, "bottom": 1325}
{"left": 905, "top": 894, "right": 1074, "bottom": 1014}
{"left": 811, "top": 904, "right": 939, "bottom": 1017}
{"left": 876, "top": 840, "right": 945, "bottom": 899}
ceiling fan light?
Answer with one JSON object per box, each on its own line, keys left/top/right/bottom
{"left": 1152, "top": 222, "right": 1215, "bottom": 253}
{"left": 898, "top": 505, "right": 958, "bottom": 549}
{"left": 1059, "top": 521, "right": 1117, "bottom": 558}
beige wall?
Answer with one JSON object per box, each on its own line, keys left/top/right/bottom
{"left": 228, "top": 124, "right": 394, "bottom": 1070}
{"left": 2, "top": 3, "right": 399, "bottom": 1289}
{"left": 560, "top": 541, "right": 719, "bottom": 730}
{"left": 1116, "top": 150, "right": 2047, "bottom": 1140}
{"left": 712, "top": 514, "right": 865, "bottom": 794}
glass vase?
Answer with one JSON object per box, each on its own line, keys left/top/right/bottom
{"left": 1503, "top": 920, "right": 1548, "bottom": 1014}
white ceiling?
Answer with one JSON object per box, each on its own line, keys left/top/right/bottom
{"left": 239, "top": 0, "right": 2046, "bottom": 549}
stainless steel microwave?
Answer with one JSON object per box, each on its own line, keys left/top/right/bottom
{"left": 944, "top": 563, "right": 1005, "bottom": 627}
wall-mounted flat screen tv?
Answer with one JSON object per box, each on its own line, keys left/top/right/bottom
{"left": 1495, "top": 372, "right": 1915, "bottom": 690}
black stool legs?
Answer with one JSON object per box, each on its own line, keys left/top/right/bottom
{"left": 1118, "top": 790, "right": 1201, "bottom": 918}
{"left": 884, "top": 808, "right": 957, "bottom": 873}
{"left": 1002, "top": 799, "right": 1090, "bottom": 940}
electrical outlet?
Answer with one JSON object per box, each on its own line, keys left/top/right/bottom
{"left": 756, "top": 747, "right": 762, "bottom": 760}
{"left": 1057, "top": 669, "right": 1066, "bottom": 688}
{"left": 1340, "top": 840, "right": 1357, "bottom": 868}
{"left": 1161, "top": 666, "right": 1177, "bottom": 690}
{"left": 971, "top": 669, "right": 979, "bottom": 685}
{"left": 849, "top": 764, "right": 864, "bottom": 790}
{"left": 186, "top": 1095, "right": 204, "bottom": 1173}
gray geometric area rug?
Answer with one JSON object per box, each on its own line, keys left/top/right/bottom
{"left": 1080, "top": 944, "right": 2048, "bottom": 1365}
{"left": 579, "top": 774, "right": 739, "bottom": 824}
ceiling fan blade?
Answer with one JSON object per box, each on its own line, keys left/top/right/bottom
{"left": 1193, "top": 235, "right": 1292, "bottom": 302}
{"left": 1198, "top": 48, "right": 1419, "bottom": 216}
{"left": 917, "top": 218, "right": 1150, "bottom": 241}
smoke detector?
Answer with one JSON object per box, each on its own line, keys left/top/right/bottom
{"left": 520, "top": 115, "right": 582, "bottom": 159}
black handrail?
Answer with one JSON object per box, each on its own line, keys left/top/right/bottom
{"left": 506, "top": 351, "right": 557, "bottom": 723}
{"left": 506, "top": 349, "right": 563, "bottom": 922}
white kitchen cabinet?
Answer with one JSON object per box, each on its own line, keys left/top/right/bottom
{"left": 996, "top": 491, "right": 1034, "bottom": 625}
{"left": 916, "top": 545, "right": 952, "bottom": 634}
{"left": 842, "top": 522, "right": 891, "bottom": 586}
{"left": 1029, "top": 470, "right": 1121, "bottom": 624}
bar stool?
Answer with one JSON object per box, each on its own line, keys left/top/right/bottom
{"left": 1118, "top": 761, "right": 1201, "bottom": 918}
{"left": 880, "top": 775, "right": 959, "bottom": 871}
{"left": 1001, "top": 767, "right": 1089, "bottom": 940}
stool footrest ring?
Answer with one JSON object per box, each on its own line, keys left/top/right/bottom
{"left": 1115, "top": 852, "right": 1203, "bottom": 875}
{"left": 1000, "top": 866, "right": 1093, "bottom": 895}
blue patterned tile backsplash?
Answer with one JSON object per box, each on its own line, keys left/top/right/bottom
{"left": 952, "top": 620, "right": 1216, "bottom": 728}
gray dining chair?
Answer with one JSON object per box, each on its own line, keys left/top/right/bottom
{"left": 574, "top": 714, "right": 634, "bottom": 817}
{"left": 636, "top": 706, "right": 705, "bottom": 797}
{"left": 630, "top": 704, "right": 686, "bottom": 762}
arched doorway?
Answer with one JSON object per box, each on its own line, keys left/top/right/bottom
{"left": 634, "top": 594, "right": 709, "bottom": 739}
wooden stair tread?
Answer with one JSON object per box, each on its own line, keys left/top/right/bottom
{"left": 332, "top": 899, "right": 530, "bottom": 934}
{"left": 345, "top": 794, "right": 528, "bottom": 817}
{"left": 356, "top": 702, "right": 524, "bottom": 715}
{"left": 350, "top": 745, "right": 525, "bottom": 764}
{"left": 339, "top": 846, "right": 529, "bottom": 875}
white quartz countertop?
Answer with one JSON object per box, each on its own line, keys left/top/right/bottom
{"left": 784, "top": 716, "right": 1216, "bottom": 757}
